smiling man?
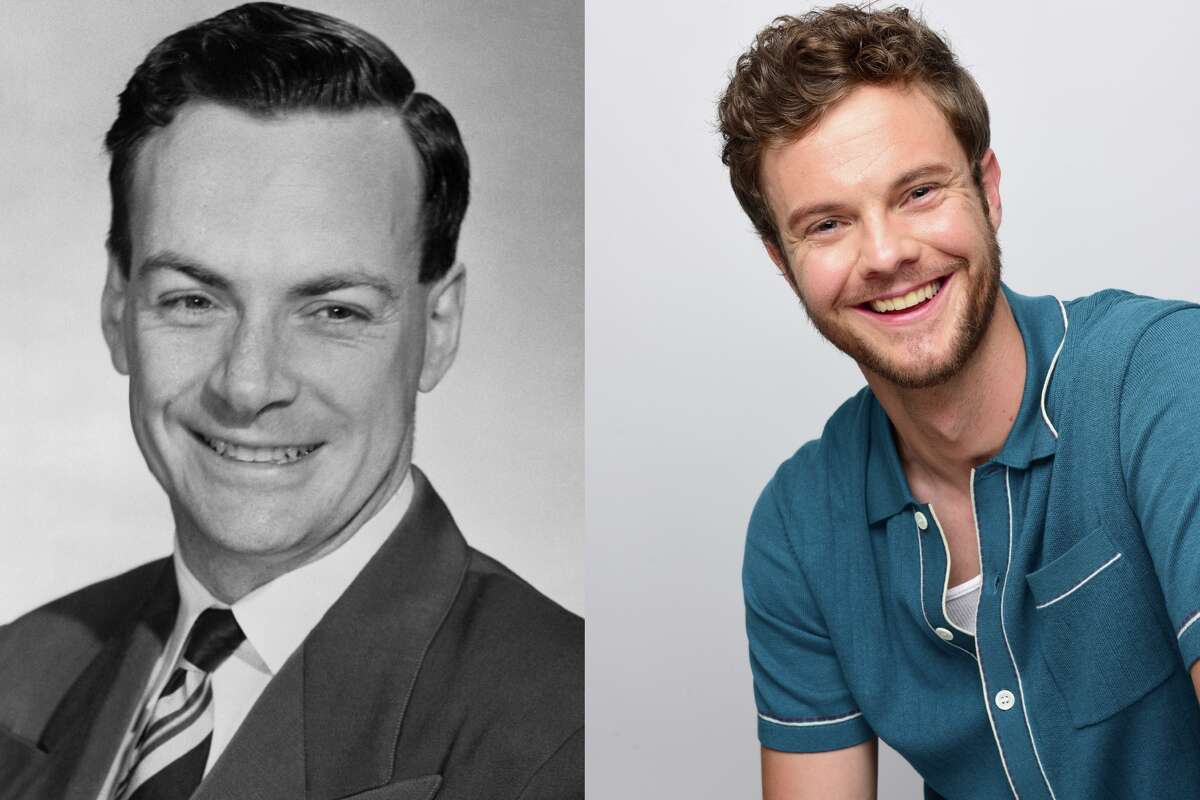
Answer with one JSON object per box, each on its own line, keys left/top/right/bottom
{"left": 719, "top": 6, "right": 1200, "bottom": 799}
{"left": 0, "top": 5, "right": 581, "bottom": 799}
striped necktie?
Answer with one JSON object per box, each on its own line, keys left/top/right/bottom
{"left": 114, "top": 607, "right": 246, "bottom": 800}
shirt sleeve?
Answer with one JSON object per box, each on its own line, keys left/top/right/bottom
{"left": 1119, "top": 306, "right": 1200, "bottom": 669}
{"left": 743, "top": 476, "right": 874, "bottom": 752}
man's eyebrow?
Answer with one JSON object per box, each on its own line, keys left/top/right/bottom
{"left": 138, "top": 253, "right": 400, "bottom": 300}
{"left": 783, "top": 163, "right": 957, "bottom": 233}
{"left": 288, "top": 271, "right": 400, "bottom": 301}
{"left": 890, "top": 163, "right": 954, "bottom": 191}
{"left": 785, "top": 201, "right": 846, "bottom": 233}
{"left": 138, "top": 251, "right": 231, "bottom": 291}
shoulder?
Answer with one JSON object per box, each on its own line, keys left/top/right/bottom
{"left": 458, "top": 549, "right": 583, "bottom": 687}
{"left": 1064, "top": 288, "right": 1198, "bottom": 355}
{"left": 749, "top": 387, "right": 874, "bottom": 553}
{"left": 403, "top": 547, "right": 582, "bottom": 780}
{"left": 429, "top": 547, "right": 581, "bottom": 715}
{"left": 0, "top": 559, "right": 167, "bottom": 658}
{"left": 0, "top": 559, "right": 168, "bottom": 735}
{"left": 1050, "top": 289, "right": 1199, "bottom": 407}
{"left": 1065, "top": 287, "right": 1195, "bottom": 321}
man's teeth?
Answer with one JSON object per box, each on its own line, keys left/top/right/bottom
{"left": 202, "top": 436, "right": 317, "bottom": 464}
{"left": 869, "top": 279, "right": 941, "bottom": 313}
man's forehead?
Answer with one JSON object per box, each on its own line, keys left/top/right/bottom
{"left": 128, "top": 102, "right": 423, "bottom": 277}
{"left": 137, "top": 101, "right": 414, "bottom": 169}
{"left": 761, "top": 85, "right": 964, "bottom": 204}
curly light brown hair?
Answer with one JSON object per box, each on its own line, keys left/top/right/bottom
{"left": 717, "top": 5, "right": 990, "bottom": 252}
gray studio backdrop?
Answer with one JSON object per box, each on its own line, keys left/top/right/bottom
{"left": 587, "top": 1, "right": 1198, "bottom": 797}
{"left": 0, "top": 1, "right": 582, "bottom": 619}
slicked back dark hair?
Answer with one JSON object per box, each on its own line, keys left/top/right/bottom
{"left": 105, "top": 2, "right": 469, "bottom": 283}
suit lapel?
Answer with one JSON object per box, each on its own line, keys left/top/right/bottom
{"left": 195, "top": 467, "right": 467, "bottom": 800}
{"left": 192, "top": 657, "right": 305, "bottom": 800}
{"left": 24, "top": 561, "right": 177, "bottom": 800}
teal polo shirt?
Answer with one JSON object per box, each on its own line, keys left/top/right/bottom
{"left": 744, "top": 285, "right": 1200, "bottom": 799}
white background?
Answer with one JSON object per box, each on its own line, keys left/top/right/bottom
{"left": 0, "top": 0, "right": 583, "bottom": 619}
{"left": 587, "top": 1, "right": 1198, "bottom": 796}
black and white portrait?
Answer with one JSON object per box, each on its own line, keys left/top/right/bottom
{"left": 0, "top": 3, "right": 581, "bottom": 797}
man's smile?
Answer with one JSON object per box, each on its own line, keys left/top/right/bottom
{"left": 865, "top": 277, "right": 943, "bottom": 314}
{"left": 190, "top": 429, "right": 323, "bottom": 465}
{"left": 852, "top": 272, "right": 955, "bottom": 326}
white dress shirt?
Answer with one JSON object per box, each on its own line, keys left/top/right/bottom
{"left": 98, "top": 473, "right": 414, "bottom": 799}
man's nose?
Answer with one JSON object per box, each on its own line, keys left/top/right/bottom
{"left": 856, "top": 212, "right": 920, "bottom": 279}
{"left": 205, "top": 317, "right": 299, "bottom": 421}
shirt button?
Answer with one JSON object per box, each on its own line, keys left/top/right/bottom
{"left": 995, "top": 690, "right": 1016, "bottom": 711}
{"left": 934, "top": 627, "right": 954, "bottom": 641}
{"left": 914, "top": 511, "right": 929, "bottom": 531}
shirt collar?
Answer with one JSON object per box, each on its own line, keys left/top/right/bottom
{"left": 172, "top": 469, "right": 415, "bottom": 675}
{"left": 173, "top": 542, "right": 224, "bottom": 638}
{"left": 991, "top": 284, "right": 1065, "bottom": 469}
{"left": 865, "top": 390, "right": 915, "bottom": 524}
{"left": 864, "top": 283, "right": 1067, "bottom": 523}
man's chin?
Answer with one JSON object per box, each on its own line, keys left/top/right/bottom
{"left": 819, "top": 327, "right": 966, "bottom": 390}
{"left": 176, "top": 507, "right": 317, "bottom": 560}
{"left": 862, "top": 358, "right": 963, "bottom": 390}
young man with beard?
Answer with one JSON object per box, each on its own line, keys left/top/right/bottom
{"left": 720, "top": 6, "right": 1200, "bottom": 799}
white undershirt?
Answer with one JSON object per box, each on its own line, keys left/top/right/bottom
{"left": 944, "top": 573, "right": 983, "bottom": 635}
{"left": 97, "top": 473, "right": 413, "bottom": 800}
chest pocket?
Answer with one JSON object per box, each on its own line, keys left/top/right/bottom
{"left": 1026, "top": 527, "right": 1177, "bottom": 727}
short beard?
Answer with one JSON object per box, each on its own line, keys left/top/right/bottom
{"left": 800, "top": 226, "right": 1002, "bottom": 389}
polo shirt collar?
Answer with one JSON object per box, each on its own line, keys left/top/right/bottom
{"left": 864, "top": 282, "right": 1066, "bottom": 523}
{"left": 992, "top": 284, "right": 1064, "bottom": 469}
{"left": 866, "top": 391, "right": 914, "bottom": 524}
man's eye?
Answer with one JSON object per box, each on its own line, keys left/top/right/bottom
{"left": 910, "top": 185, "right": 936, "bottom": 201}
{"left": 315, "top": 305, "right": 367, "bottom": 322}
{"left": 162, "top": 294, "right": 214, "bottom": 313}
{"left": 808, "top": 219, "right": 842, "bottom": 236}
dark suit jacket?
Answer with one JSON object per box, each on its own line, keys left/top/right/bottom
{"left": 0, "top": 468, "right": 583, "bottom": 799}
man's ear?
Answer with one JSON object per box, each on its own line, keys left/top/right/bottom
{"left": 101, "top": 254, "right": 131, "bottom": 376}
{"left": 419, "top": 261, "right": 466, "bottom": 393}
{"left": 979, "top": 148, "right": 1003, "bottom": 232}
{"left": 763, "top": 238, "right": 802, "bottom": 298}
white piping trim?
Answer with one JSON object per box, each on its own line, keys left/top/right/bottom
{"left": 1039, "top": 298, "right": 1069, "bottom": 440}
{"left": 929, "top": 503, "right": 975, "bottom": 639}
{"left": 1002, "top": 468, "right": 1058, "bottom": 800}
{"left": 1033, "top": 553, "right": 1122, "bottom": 610}
{"left": 916, "top": 509, "right": 975, "bottom": 659}
{"left": 970, "top": 468, "right": 1021, "bottom": 800}
{"left": 1179, "top": 610, "right": 1200, "bottom": 640}
{"left": 758, "top": 711, "right": 863, "bottom": 728}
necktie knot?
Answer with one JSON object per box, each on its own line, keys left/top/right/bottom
{"left": 183, "top": 608, "right": 245, "bottom": 673}
{"left": 116, "top": 608, "right": 243, "bottom": 799}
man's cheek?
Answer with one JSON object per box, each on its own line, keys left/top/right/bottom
{"left": 137, "top": 335, "right": 215, "bottom": 389}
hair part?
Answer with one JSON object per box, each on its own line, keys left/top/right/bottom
{"left": 717, "top": 4, "right": 990, "bottom": 252}
{"left": 105, "top": 2, "right": 469, "bottom": 283}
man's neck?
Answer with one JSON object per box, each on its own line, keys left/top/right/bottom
{"left": 866, "top": 293, "right": 1026, "bottom": 494}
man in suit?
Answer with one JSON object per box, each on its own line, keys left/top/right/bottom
{"left": 0, "top": 4, "right": 582, "bottom": 798}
